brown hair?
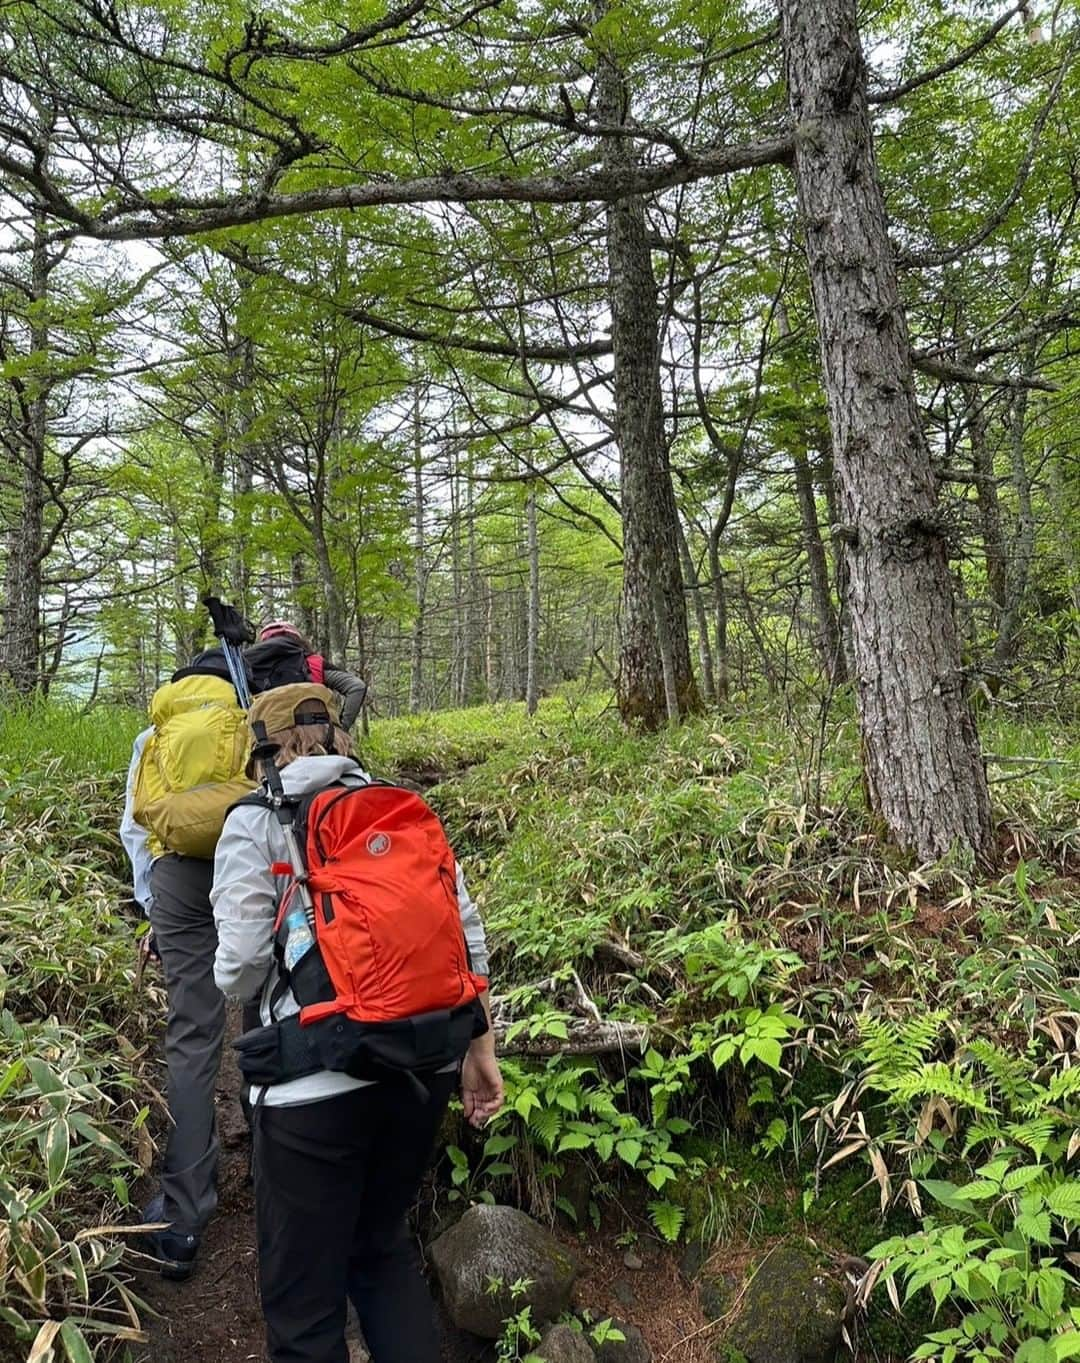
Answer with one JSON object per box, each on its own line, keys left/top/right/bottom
{"left": 271, "top": 721, "right": 355, "bottom": 768}
{"left": 246, "top": 699, "right": 355, "bottom": 776}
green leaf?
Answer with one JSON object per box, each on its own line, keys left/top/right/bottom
{"left": 1016, "top": 1210, "right": 1053, "bottom": 1244}
{"left": 740, "top": 1036, "right": 783, "bottom": 1071}
{"left": 1015, "top": 1340, "right": 1056, "bottom": 1363}
{"left": 647, "top": 1200, "right": 685, "bottom": 1242}
{"left": 616, "top": 1139, "right": 643, "bottom": 1167}
{"left": 1003, "top": 1165, "right": 1045, "bottom": 1193}
{"left": 59, "top": 1321, "right": 94, "bottom": 1363}
{"left": 45, "top": 1120, "right": 70, "bottom": 1186}
{"left": 558, "top": 1132, "right": 592, "bottom": 1153}
{"left": 1045, "top": 1184, "right": 1080, "bottom": 1220}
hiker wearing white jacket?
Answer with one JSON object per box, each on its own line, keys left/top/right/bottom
{"left": 210, "top": 684, "right": 502, "bottom": 1363}
{"left": 212, "top": 751, "right": 490, "bottom": 1107}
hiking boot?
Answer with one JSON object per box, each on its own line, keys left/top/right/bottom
{"left": 141, "top": 1194, "right": 199, "bottom": 1281}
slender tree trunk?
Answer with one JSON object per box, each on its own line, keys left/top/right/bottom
{"left": 707, "top": 523, "right": 730, "bottom": 702}
{"left": 311, "top": 525, "right": 348, "bottom": 665}
{"left": 1, "top": 206, "right": 49, "bottom": 694}
{"left": 678, "top": 521, "right": 716, "bottom": 703}
{"left": 485, "top": 577, "right": 497, "bottom": 703}
{"left": 965, "top": 387, "right": 1009, "bottom": 622}
{"left": 1048, "top": 452, "right": 1080, "bottom": 620}
{"left": 449, "top": 440, "right": 463, "bottom": 706}
{"left": 525, "top": 481, "right": 540, "bottom": 715}
{"left": 793, "top": 447, "right": 846, "bottom": 682}
{"left": 595, "top": 25, "right": 700, "bottom": 728}
{"left": 231, "top": 332, "right": 257, "bottom": 610}
{"left": 291, "top": 553, "right": 318, "bottom": 641}
{"left": 990, "top": 388, "right": 1036, "bottom": 679}
{"left": 781, "top": 0, "right": 992, "bottom": 861}
{"left": 409, "top": 386, "right": 426, "bottom": 713}
{"left": 460, "top": 459, "right": 478, "bottom": 705}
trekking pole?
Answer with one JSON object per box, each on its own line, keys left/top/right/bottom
{"left": 203, "top": 595, "right": 255, "bottom": 709}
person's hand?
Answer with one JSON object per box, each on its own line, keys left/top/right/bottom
{"left": 461, "top": 1044, "right": 504, "bottom": 1128}
{"left": 135, "top": 928, "right": 160, "bottom": 988}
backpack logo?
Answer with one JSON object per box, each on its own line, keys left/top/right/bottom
{"left": 366, "top": 832, "right": 391, "bottom": 856}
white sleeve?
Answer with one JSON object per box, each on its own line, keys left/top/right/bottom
{"left": 456, "top": 863, "right": 490, "bottom": 977}
{"left": 211, "top": 809, "right": 279, "bottom": 1003}
{"left": 119, "top": 728, "right": 155, "bottom": 913}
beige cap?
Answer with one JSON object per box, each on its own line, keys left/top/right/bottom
{"left": 247, "top": 683, "right": 341, "bottom": 738}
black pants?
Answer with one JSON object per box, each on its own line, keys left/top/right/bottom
{"left": 253, "top": 1073, "right": 456, "bottom": 1363}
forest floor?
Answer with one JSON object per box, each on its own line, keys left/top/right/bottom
{"left": 132, "top": 1011, "right": 712, "bottom": 1363}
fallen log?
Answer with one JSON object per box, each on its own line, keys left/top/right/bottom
{"left": 493, "top": 1018, "right": 650, "bottom": 1058}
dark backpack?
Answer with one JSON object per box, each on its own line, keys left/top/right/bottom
{"left": 244, "top": 637, "right": 322, "bottom": 692}
{"left": 232, "top": 782, "right": 488, "bottom": 1088}
{"left": 171, "top": 647, "right": 258, "bottom": 696}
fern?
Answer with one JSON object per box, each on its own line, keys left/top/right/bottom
{"left": 857, "top": 1013, "right": 948, "bottom": 1084}
{"left": 648, "top": 1199, "right": 686, "bottom": 1243}
{"left": 889, "top": 1062, "right": 993, "bottom": 1114}
{"left": 963, "top": 1038, "right": 1036, "bottom": 1108}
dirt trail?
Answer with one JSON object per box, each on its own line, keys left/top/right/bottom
{"left": 134, "top": 1008, "right": 492, "bottom": 1363}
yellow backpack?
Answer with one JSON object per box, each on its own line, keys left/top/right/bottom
{"left": 133, "top": 674, "right": 255, "bottom": 859}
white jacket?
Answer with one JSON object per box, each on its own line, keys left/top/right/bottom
{"left": 211, "top": 754, "right": 489, "bottom": 1107}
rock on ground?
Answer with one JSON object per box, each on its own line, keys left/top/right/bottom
{"left": 429, "top": 1203, "right": 579, "bottom": 1339}
{"left": 593, "top": 1317, "right": 651, "bottom": 1363}
{"left": 535, "top": 1322, "right": 597, "bottom": 1362}
{"left": 725, "top": 1244, "right": 846, "bottom": 1363}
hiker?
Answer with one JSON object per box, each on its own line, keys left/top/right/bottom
{"left": 120, "top": 659, "right": 255, "bottom": 1279}
{"left": 211, "top": 684, "right": 503, "bottom": 1363}
{"left": 246, "top": 622, "right": 368, "bottom": 730}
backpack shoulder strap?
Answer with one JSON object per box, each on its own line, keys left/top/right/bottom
{"left": 226, "top": 790, "right": 277, "bottom": 819}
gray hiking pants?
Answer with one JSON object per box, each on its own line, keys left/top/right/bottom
{"left": 149, "top": 854, "right": 224, "bottom": 1235}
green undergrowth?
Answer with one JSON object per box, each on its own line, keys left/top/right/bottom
{"left": 0, "top": 701, "right": 159, "bottom": 1363}
{"left": 374, "top": 695, "right": 1080, "bottom": 1363}
{"left": 3, "top": 693, "right": 1079, "bottom": 1362}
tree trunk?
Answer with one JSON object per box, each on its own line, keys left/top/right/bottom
{"left": 409, "top": 385, "right": 426, "bottom": 713}
{"left": 1, "top": 206, "right": 49, "bottom": 695}
{"left": 965, "top": 386, "right": 1008, "bottom": 620}
{"left": 525, "top": 481, "right": 540, "bottom": 715}
{"left": 460, "top": 459, "right": 478, "bottom": 705}
{"left": 291, "top": 553, "right": 318, "bottom": 641}
{"left": 231, "top": 332, "right": 257, "bottom": 611}
{"left": 678, "top": 521, "right": 716, "bottom": 703}
{"left": 792, "top": 446, "right": 846, "bottom": 683}
{"left": 707, "top": 523, "right": 730, "bottom": 702}
{"left": 595, "top": 26, "right": 700, "bottom": 729}
{"left": 990, "top": 387, "right": 1035, "bottom": 680}
{"left": 781, "top": 0, "right": 992, "bottom": 861}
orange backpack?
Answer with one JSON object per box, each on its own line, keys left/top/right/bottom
{"left": 234, "top": 782, "right": 488, "bottom": 1087}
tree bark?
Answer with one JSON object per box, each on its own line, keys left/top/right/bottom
{"left": 781, "top": 0, "right": 992, "bottom": 861}
{"left": 964, "top": 386, "right": 1009, "bottom": 619}
{"left": 792, "top": 446, "right": 846, "bottom": 683}
{"left": 1, "top": 205, "right": 49, "bottom": 694}
{"left": 706, "top": 523, "right": 730, "bottom": 702}
{"left": 990, "top": 387, "right": 1035, "bottom": 680}
{"left": 409, "top": 385, "right": 427, "bottom": 714}
{"left": 525, "top": 480, "right": 540, "bottom": 715}
{"left": 678, "top": 521, "right": 717, "bottom": 704}
{"left": 596, "top": 21, "right": 700, "bottom": 728}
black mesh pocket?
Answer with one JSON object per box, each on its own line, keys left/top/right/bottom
{"left": 234, "top": 1019, "right": 323, "bottom": 1085}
